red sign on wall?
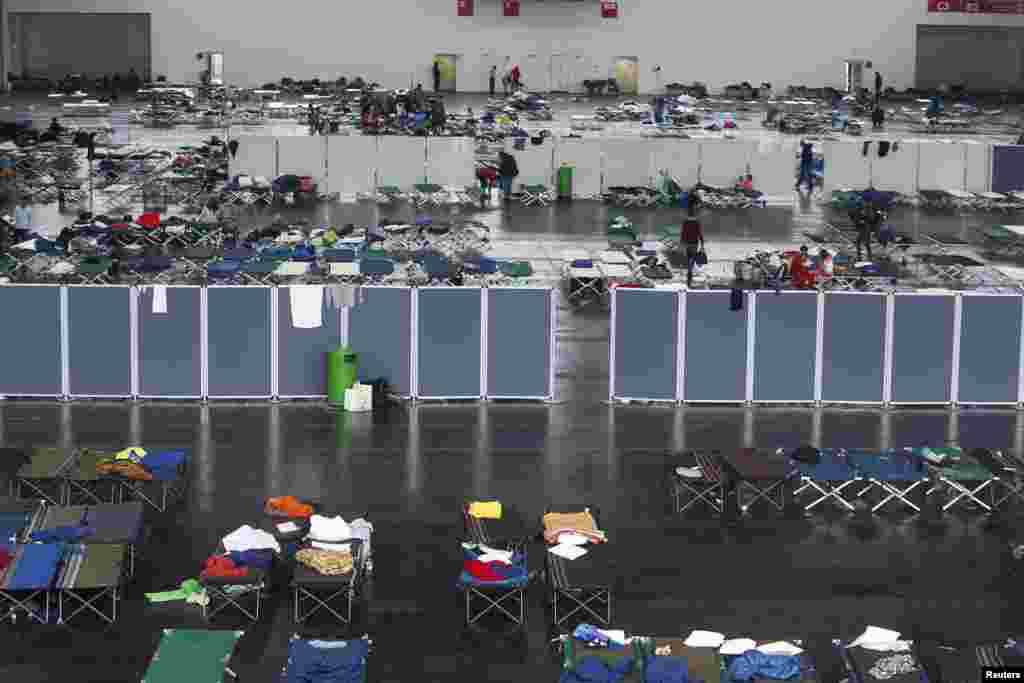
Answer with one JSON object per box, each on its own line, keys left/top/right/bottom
{"left": 601, "top": 0, "right": 619, "bottom": 18}
{"left": 457, "top": 0, "right": 473, "bottom": 16}
{"left": 928, "top": 0, "right": 1024, "bottom": 12}
{"left": 504, "top": 0, "right": 520, "bottom": 16}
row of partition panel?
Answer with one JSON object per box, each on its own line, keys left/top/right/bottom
{"left": 0, "top": 286, "right": 556, "bottom": 401}
{"left": 611, "top": 289, "right": 1024, "bottom": 405}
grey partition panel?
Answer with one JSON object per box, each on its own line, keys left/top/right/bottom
{"left": 350, "top": 287, "right": 412, "bottom": 396}
{"left": 754, "top": 293, "right": 817, "bottom": 402}
{"left": 208, "top": 288, "right": 272, "bottom": 397}
{"left": 139, "top": 287, "right": 202, "bottom": 397}
{"left": 487, "top": 289, "right": 551, "bottom": 398}
{"left": 684, "top": 292, "right": 746, "bottom": 402}
{"left": 0, "top": 286, "right": 61, "bottom": 395}
{"left": 277, "top": 288, "right": 342, "bottom": 397}
{"left": 822, "top": 294, "right": 885, "bottom": 403}
{"left": 958, "top": 295, "right": 1022, "bottom": 403}
{"left": 68, "top": 287, "right": 131, "bottom": 396}
{"left": 614, "top": 290, "right": 677, "bottom": 400}
{"left": 417, "top": 289, "right": 482, "bottom": 398}
{"left": 892, "top": 295, "right": 954, "bottom": 403}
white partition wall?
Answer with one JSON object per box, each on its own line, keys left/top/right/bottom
{"left": 749, "top": 140, "right": 796, "bottom": 195}
{"left": 601, "top": 138, "right": 654, "bottom": 187}
{"left": 870, "top": 142, "right": 918, "bottom": 195}
{"left": 277, "top": 136, "right": 327, "bottom": 188}
{"left": 917, "top": 142, "right": 966, "bottom": 191}
{"left": 823, "top": 141, "right": 871, "bottom": 192}
{"left": 506, "top": 140, "right": 555, "bottom": 189}
{"left": 554, "top": 138, "right": 603, "bottom": 198}
{"left": 227, "top": 136, "right": 277, "bottom": 179}
{"left": 326, "top": 135, "right": 377, "bottom": 196}
{"left": 651, "top": 139, "right": 700, "bottom": 189}
{"left": 699, "top": 140, "right": 755, "bottom": 187}
{"left": 965, "top": 141, "right": 992, "bottom": 193}
{"left": 426, "top": 137, "right": 476, "bottom": 188}
{"left": 377, "top": 136, "right": 427, "bottom": 187}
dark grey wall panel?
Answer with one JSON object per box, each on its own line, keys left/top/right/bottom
{"left": 139, "top": 287, "right": 202, "bottom": 397}
{"left": 893, "top": 295, "right": 954, "bottom": 403}
{"left": 958, "top": 295, "right": 1022, "bottom": 403}
{"left": 822, "top": 294, "right": 885, "bottom": 403}
{"left": 684, "top": 292, "right": 746, "bottom": 402}
{"left": 11, "top": 13, "right": 151, "bottom": 81}
{"left": 278, "top": 288, "right": 342, "bottom": 397}
{"left": 208, "top": 288, "right": 272, "bottom": 397}
{"left": 487, "top": 289, "right": 550, "bottom": 398}
{"left": 0, "top": 286, "right": 61, "bottom": 395}
{"left": 614, "top": 290, "right": 677, "bottom": 400}
{"left": 754, "top": 293, "right": 816, "bottom": 402}
{"left": 417, "top": 289, "right": 481, "bottom": 398}
{"left": 68, "top": 287, "right": 130, "bottom": 396}
{"left": 350, "top": 287, "right": 412, "bottom": 396}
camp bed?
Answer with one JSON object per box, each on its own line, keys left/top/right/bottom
{"left": 141, "top": 629, "right": 244, "bottom": 683}
{"left": 671, "top": 451, "right": 727, "bottom": 515}
{"left": 54, "top": 542, "right": 125, "bottom": 624}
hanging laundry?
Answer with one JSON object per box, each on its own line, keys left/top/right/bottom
{"left": 863, "top": 141, "right": 871, "bottom": 157}
{"left": 289, "top": 286, "right": 323, "bottom": 329}
{"left": 152, "top": 286, "right": 168, "bottom": 314}
{"left": 730, "top": 288, "right": 744, "bottom": 311}
{"left": 878, "top": 141, "right": 891, "bottom": 158}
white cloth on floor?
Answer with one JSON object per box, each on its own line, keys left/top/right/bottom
{"left": 152, "top": 286, "right": 168, "bottom": 314}
{"left": 720, "top": 639, "right": 758, "bottom": 655}
{"left": 684, "top": 631, "right": 726, "bottom": 648}
{"left": 860, "top": 641, "right": 912, "bottom": 653}
{"left": 289, "top": 286, "right": 323, "bottom": 328}
{"left": 757, "top": 641, "right": 804, "bottom": 656}
{"left": 849, "top": 626, "right": 902, "bottom": 649}
{"left": 222, "top": 525, "right": 281, "bottom": 554}
{"left": 308, "top": 515, "right": 351, "bottom": 541}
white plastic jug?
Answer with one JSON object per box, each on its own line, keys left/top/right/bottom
{"left": 343, "top": 383, "right": 373, "bottom": 412}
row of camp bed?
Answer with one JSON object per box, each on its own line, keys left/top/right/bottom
{"left": 918, "top": 189, "right": 1024, "bottom": 213}
{"left": 361, "top": 183, "right": 476, "bottom": 207}
{"left": 200, "top": 502, "right": 370, "bottom": 626}
{"left": 0, "top": 499, "right": 143, "bottom": 624}
{"left": 671, "top": 447, "right": 1021, "bottom": 516}
{"left": 460, "top": 503, "right": 614, "bottom": 632}
{"left": 140, "top": 629, "right": 371, "bottom": 683}
{"left": 604, "top": 186, "right": 677, "bottom": 208}
{"left": 563, "top": 250, "right": 639, "bottom": 309}
{"left": 6, "top": 447, "right": 188, "bottom": 513}
{"left": 557, "top": 629, "right": 1024, "bottom": 683}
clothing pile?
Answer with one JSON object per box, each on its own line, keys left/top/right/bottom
{"left": 543, "top": 511, "right": 607, "bottom": 545}
{"left": 95, "top": 447, "right": 186, "bottom": 481}
{"left": 458, "top": 543, "right": 529, "bottom": 586}
{"left": 295, "top": 548, "right": 354, "bottom": 576}
{"left": 145, "top": 577, "right": 209, "bottom": 607}
{"left": 265, "top": 496, "right": 314, "bottom": 518}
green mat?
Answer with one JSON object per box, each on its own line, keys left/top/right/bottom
{"left": 143, "top": 629, "right": 243, "bottom": 683}
{"left": 19, "top": 447, "right": 76, "bottom": 478}
{"left": 912, "top": 447, "right": 995, "bottom": 481}
{"left": 981, "top": 225, "right": 1017, "bottom": 242}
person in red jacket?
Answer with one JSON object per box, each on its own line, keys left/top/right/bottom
{"left": 790, "top": 245, "right": 816, "bottom": 289}
{"left": 680, "top": 217, "right": 705, "bottom": 287}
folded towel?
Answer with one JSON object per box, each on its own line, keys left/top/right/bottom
{"left": 289, "top": 286, "right": 323, "bottom": 329}
{"left": 468, "top": 501, "right": 502, "bottom": 519}
{"left": 152, "top": 286, "right": 167, "bottom": 314}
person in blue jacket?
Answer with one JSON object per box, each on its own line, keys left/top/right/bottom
{"left": 796, "top": 141, "right": 815, "bottom": 192}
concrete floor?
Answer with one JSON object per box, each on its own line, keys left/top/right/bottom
{"left": 0, "top": 93, "right": 1020, "bottom": 682}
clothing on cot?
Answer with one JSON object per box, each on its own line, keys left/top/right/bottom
{"left": 290, "top": 286, "right": 324, "bottom": 329}
{"left": 287, "top": 638, "right": 368, "bottom": 683}
{"left": 152, "top": 286, "right": 167, "bottom": 314}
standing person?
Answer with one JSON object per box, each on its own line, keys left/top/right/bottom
{"left": 431, "top": 97, "right": 447, "bottom": 134}
{"left": 871, "top": 105, "right": 885, "bottom": 131}
{"left": 680, "top": 216, "right": 705, "bottom": 287}
{"left": 852, "top": 201, "right": 877, "bottom": 261}
{"left": 511, "top": 64, "right": 521, "bottom": 90}
{"left": 497, "top": 150, "right": 518, "bottom": 202}
{"left": 15, "top": 196, "right": 33, "bottom": 237}
{"left": 433, "top": 60, "right": 441, "bottom": 93}
{"left": 796, "top": 140, "right": 815, "bottom": 192}
{"left": 874, "top": 71, "right": 883, "bottom": 105}
{"left": 489, "top": 66, "right": 497, "bottom": 98}
{"left": 502, "top": 72, "right": 510, "bottom": 97}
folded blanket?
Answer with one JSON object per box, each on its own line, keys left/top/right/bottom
{"left": 201, "top": 555, "right": 248, "bottom": 579}
{"left": 296, "top": 548, "right": 353, "bottom": 576}
{"left": 543, "top": 511, "right": 607, "bottom": 545}
{"left": 467, "top": 501, "right": 502, "bottom": 519}
{"left": 265, "top": 495, "right": 313, "bottom": 518}
{"left": 97, "top": 459, "right": 153, "bottom": 481}
{"left": 228, "top": 549, "right": 275, "bottom": 570}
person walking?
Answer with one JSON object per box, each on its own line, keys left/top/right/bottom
{"left": 497, "top": 150, "right": 519, "bottom": 203}
{"left": 433, "top": 60, "right": 441, "bottom": 92}
{"left": 680, "top": 216, "right": 705, "bottom": 287}
{"left": 796, "top": 140, "right": 815, "bottom": 192}
{"left": 489, "top": 66, "right": 497, "bottom": 98}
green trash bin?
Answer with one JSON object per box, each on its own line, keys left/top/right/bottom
{"left": 326, "top": 345, "right": 359, "bottom": 406}
{"left": 557, "top": 163, "right": 573, "bottom": 199}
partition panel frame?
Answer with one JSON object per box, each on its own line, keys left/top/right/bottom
{"left": 750, "top": 290, "right": 819, "bottom": 404}
{"left": 608, "top": 286, "right": 618, "bottom": 401}
{"left": 66, "top": 285, "right": 133, "bottom": 399}
{"left": 200, "top": 287, "right": 209, "bottom": 400}
{"left": 480, "top": 287, "right": 489, "bottom": 400}
{"left": 137, "top": 285, "right": 203, "bottom": 400}
{"left": 889, "top": 290, "right": 956, "bottom": 407}
{"left": 270, "top": 283, "right": 280, "bottom": 399}
{"left": 814, "top": 291, "right": 825, "bottom": 403}
{"left": 819, "top": 291, "right": 887, "bottom": 406}
{"left": 485, "top": 287, "right": 556, "bottom": 401}
{"left": 676, "top": 289, "right": 686, "bottom": 402}
{"left": 0, "top": 284, "right": 64, "bottom": 398}
{"left": 680, "top": 289, "right": 747, "bottom": 405}
{"left": 610, "top": 287, "right": 679, "bottom": 403}
{"left": 882, "top": 293, "right": 895, "bottom": 405}
{"left": 1019, "top": 295, "right": 1024, "bottom": 409}
{"left": 275, "top": 285, "right": 341, "bottom": 400}
{"left": 130, "top": 286, "right": 139, "bottom": 399}
{"left": 953, "top": 291, "right": 1024, "bottom": 407}
{"left": 950, "top": 293, "right": 962, "bottom": 406}
{"left": 745, "top": 292, "right": 755, "bottom": 404}
{"left": 410, "top": 287, "right": 420, "bottom": 399}
{"left": 206, "top": 285, "right": 274, "bottom": 400}
{"left": 415, "top": 287, "right": 484, "bottom": 400}
{"left": 59, "top": 285, "right": 70, "bottom": 399}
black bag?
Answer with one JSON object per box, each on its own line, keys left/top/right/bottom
{"left": 790, "top": 445, "right": 820, "bottom": 464}
{"left": 695, "top": 250, "right": 708, "bottom": 266}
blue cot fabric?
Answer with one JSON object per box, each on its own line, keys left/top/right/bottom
{"left": 0, "top": 512, "right": 30, "bottom": 543}
{"left": 727, "top": 652, "right": 802, "bottom": 681}
{"left": 30, "top": 525, "right": 95, "bottom": 542}
{"left": 143, "top": 450, "right": 186, "bottom": 480}
{"left": 286, "top": 638, "right": 368, "bottom": 683}
{"left": 796, "top": 449, "right": 857, "bottom": 480}
{"left": 456, "top": 570, "right": 529, "bottom": 588}
{"left": 559, "top": 656, "right": 635, "bottom": 683}
{"left": 644, "top": 656, "right": 693, "bottom": 683}
{"left": 7, "top": 543, "right": 63, "bottom": 590}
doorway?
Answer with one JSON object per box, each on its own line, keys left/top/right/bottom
{"left": 613, "top": 56, "right": 639, "bottom": 95}
{"left": 433, "top": 54, "right": 458, "bottom": 92}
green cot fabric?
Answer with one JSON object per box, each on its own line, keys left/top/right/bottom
{"left": 0, "top": 255, "right": 16, "bottom": 274}
{"left": 146, "top": 578, "right": 203, "bottom": 603}
{"left": 143, "top": 629, "right": 243, "bottom": 683}
{"left": 983, "top": 225, "right": 1017, "bottom": 242}
{"left": 41, "top": 505, "right": 87, "bottom": 531}
{"left": 501, "top": 261, "right": 532, "bottom": 277}
{"left": 19, "top": 448, "right": 75, "bottom": 478}
{"left": 77, "top": 257, "right": 112, "bottom": 275}
{"left": 72, "top": 543, "right": 125, "bottom": 588}
{"left": 70, "top": 449, "right": 109, "bottom": 481}
{"left": 414, "top": 183, "right": 443, "bottom": 193}
{"left": 378, "top": 185, "right": 402, "bottom": 194}
{"left": 915, "top": 447, "right": 995, "bottom": 481}
{"left": 657, "top": 225, "right": 679, "bottom": 241}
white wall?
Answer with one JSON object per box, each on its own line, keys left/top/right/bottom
{"left": 12, "top": 0, "right": 1024, "bottom": 92}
